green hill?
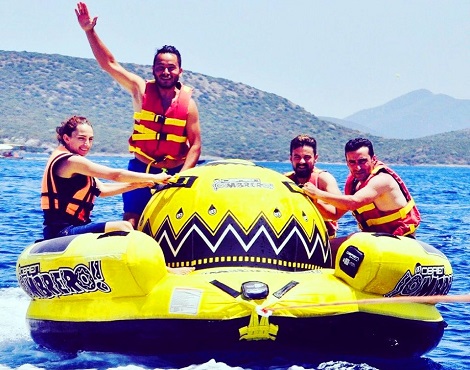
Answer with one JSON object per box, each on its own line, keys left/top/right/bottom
{"left": 1, "top": 50, "right": 469, "bottom": 165}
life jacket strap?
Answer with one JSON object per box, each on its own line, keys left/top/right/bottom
{"left": 133, "top": 111, "right": 186, "bottom": 127}
{"left": 128, "top": 145, "right": 182, "bottom": 163}
{"left": 355, "top": 203, "right": 375, "bottom": 214}
{"left": 365, "top": 198, "right": 416, "bottom": 227}
{"left": 131, "top": 123, "right": 187, "bottom": 143}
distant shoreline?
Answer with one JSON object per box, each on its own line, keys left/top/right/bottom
{"left": 23, "top": 152, "right": 470, "bottom": 169}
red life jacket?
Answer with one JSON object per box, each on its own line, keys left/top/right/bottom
{"left": 41, "top": 146, "right": 100, "bottom": 225}
{"left": 285, "top": 168, "right": 339, "bottom": 238}
{"left": 129, "top": 81, "right": 192, "bottom": 163}
{"left": 344, "top": 161, "right": 420, "bottom": 236}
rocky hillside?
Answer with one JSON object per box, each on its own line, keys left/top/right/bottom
{"left": 1, "top": 50, "right": 470, "bottom": 165}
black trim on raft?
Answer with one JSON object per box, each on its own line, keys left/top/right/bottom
{"left": 97, "top": 231, "right": 130, "bottom": 239}
{"left": 28, "top": 313, "right": 446, "bottom": 360}
{"left": 151, "top": 175, "right": 199, "bottom": 193}
{"left": 282, "top": 180, "right": 303, "bottom": 194}
{"left": 147, "top": 213, "right": 331, "bottom": 272}
{"left": 168, "top": 175, "right": 198, "bottom": 188}
{"left": 210, "top": 280, "right": 241, "bottom": 298}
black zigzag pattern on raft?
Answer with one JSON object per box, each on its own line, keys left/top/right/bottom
{"left": 141, "top": 211, "right": 331, "bottom": 271}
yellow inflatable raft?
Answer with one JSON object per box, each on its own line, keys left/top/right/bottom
{"left": 17, "top": 160, "right": 453, "bottom": 359}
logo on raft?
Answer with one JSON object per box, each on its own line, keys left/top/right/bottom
{"left": 386, "top": 263, "right": 453, "bottom": 297}
{"left": 17, "top": 261, "right": 111, "bottom": 299}
{"left": 212, "top": 178, "right": 274, "bottom": 191}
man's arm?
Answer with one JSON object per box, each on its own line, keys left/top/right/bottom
{"left": 55, "top": 155, "right": 171, "bottom": 184}
{"left": 180, "top": 99, "right": 202, "bottom": 171}
{"left": 303, "top": 175, "right": 387, "bottom": 212}
{"left": 75, "top": 2, "right": 145, "bottom": 103}
{"left": 312, "top": 171, "right": 346, "bottom": 220}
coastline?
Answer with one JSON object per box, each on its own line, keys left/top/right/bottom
{"left": 20, "top": 151, "right": 470, "bottom": 169}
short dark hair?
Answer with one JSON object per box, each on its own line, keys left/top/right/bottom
{"left": 154, "top": 45, "right": 182, "bottom": 68}
{"left": 345, "top": 137, "right": 374, "bottom": 157}
{"left": 290, "top": 134, "right": 317, "bottom": 155}
{"left": 56, "top": 116, "right": 92, "bottom": 145}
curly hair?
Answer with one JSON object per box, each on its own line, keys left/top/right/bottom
{"left": 56, "top": 116, "right": 93, "bottom": 145}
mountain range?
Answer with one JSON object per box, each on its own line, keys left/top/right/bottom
{"left": 339, "top": 89, "right": 470, "bottom": 139}
{"left": 1, "top": 50, "right": 469, "bottom": 165}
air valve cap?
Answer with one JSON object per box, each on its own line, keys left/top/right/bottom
{"left": 241, "top": 281, "right": 269, "bottom": 300}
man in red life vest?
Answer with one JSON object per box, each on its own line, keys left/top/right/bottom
{"left": 285, "top": 134, "right": 342, "bottom": 238}
{"left": 75, "top": 2, "right": 202, "bottom": 228}
{"left": 303, "top": 137, "right": 420, "bottom": 238}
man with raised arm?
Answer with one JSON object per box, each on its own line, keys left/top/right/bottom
{"left": 75, "top": 2, "right": 202, "bottom": 228}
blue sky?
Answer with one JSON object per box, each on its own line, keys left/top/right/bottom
{"left": 2, "top": 0, "right": 469, "bottom": 118}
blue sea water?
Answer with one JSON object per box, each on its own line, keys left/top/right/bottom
{"left": 1, "top": 155, "right": 470, "bottom": 370}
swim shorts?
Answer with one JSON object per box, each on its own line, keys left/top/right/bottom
{"left": 122, "top": 158, "right": 183, "bottom": 215}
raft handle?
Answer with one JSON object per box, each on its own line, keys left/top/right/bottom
{"left": 372, "top": 232, "right": 400, "bottom": 239}
{"left": 273, "top": 280, "right": 299, "bottom": 299}
{"left": 97, "top": 231, "right": 130, "bottom": 239}
{"left": 210, "top": 280, "right": 240, "bottom": 298}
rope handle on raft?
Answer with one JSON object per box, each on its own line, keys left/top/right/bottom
{"left": 257, "top": 294, "right": 470, "bottom": 317}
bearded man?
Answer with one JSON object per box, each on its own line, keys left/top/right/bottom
{"left": 285, "top": 134, "right": 341, "bottom": 238}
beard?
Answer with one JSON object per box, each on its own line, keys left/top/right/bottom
{"left": 154, "top": 73, "right": 179, "bottom": 89}
{"left": 294, "top": 164, "right": 312, "bottom": 179}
